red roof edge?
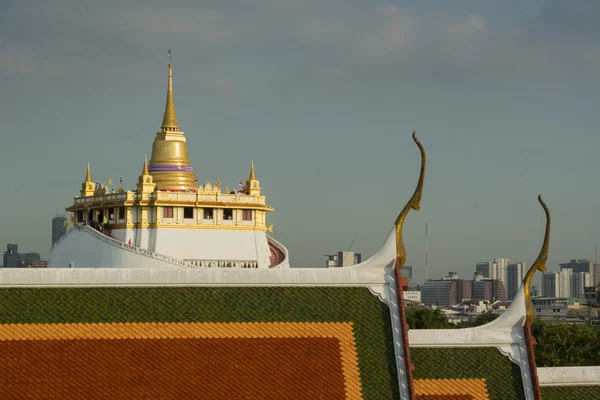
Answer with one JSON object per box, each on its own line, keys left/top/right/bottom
{"left": 523, "top": 316, "right": 542, "bottom": 400}
{"left": 395, "top": 260, "right": 416, "bottom": 400}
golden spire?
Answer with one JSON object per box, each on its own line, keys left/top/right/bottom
{"left": 161, "top": 49, "right": 179, "bottom": 132}
{"left": 85, "top": 163, "right": 92, "bottom": 182}
{"left": 249, "top": 160, "right": 256, "bottom": 180}
{"left": 81, "top": 163, "right": 95, "bottom": 197}
{"left": 142, "top": 154, "right": 149, "bottom": 175}
{"left": 395, "top": 132, "right": 426, "bottom": 270}
{"left": 148, "top": 50, "right": 195, "bottom": 191}
{"left": 524, "top": 195, "right": 551, "bottom": 323}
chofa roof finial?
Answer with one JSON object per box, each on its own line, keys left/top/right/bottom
{"left": 523, "top": 195, "right": 551, "bottom": 323}
{"left": 395, "top": 132, "right": 426, "bottom": 270}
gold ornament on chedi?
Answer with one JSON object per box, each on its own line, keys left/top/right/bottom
{"left": 148, "top": 52, "right": 196, "bottom": 191}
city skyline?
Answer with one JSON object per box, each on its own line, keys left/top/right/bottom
{"left": 2, "top": 1, "right": 600, "bottom": 280}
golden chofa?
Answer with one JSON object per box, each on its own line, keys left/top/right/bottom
{"left": 395, "top": 132, "right": 426, "bottom": 270}
{"left": 148, "top": 56, "right": 196, "bottom": 191}
{"left": 524, "top": 195, "right": 551, "bottom": 322}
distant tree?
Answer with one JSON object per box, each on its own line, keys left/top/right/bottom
{"left": 455, "top": 310, "right": 501, "bottom": 328}
{"left": 471, "top": 310, "right": 500, "bottom": 326}
{"left": 406, "top": 308, "right": 456, "bottom": 329}
{"left": 532, "top": 320, "right": 600, "bottom": 367}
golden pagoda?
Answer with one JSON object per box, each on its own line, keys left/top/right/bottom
{"left": 56, "top": 51, "right": 284, "bottom": 269}
{"left": 148, "top": 56, "right": 196, "bottom": 191}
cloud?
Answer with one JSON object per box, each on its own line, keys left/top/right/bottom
{"left": 1, "top": 0, "right": 599, "bottom": 82}
{"left": 0, "top": 45, "right": 63, "bottom": 78}
{"left": 208, "top": 78, "right": 234, "bottom": 97}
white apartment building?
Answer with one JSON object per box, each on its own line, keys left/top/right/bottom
{"left": 559, "top": 268, "right": 572, "bottom": 298}
{"left": 475, "top": 258, "right": 511, "bottom": 299}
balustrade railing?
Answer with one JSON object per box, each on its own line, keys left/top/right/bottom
{"left": 183, "top": 259, "right": 258, "bottom": 268}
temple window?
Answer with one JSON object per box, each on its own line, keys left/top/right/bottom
{"left": 108, "top": 208, "right": 114, "bottom": 220}
{"left": 163, "top": 207, "right": 174, "bottom": 218}
{"left": 223, "top": 209, "right": 233, "bottom": 220}
{"left": 242, "top": 210, "right": 252, "bottom": 221}
{"left": 118, "top": 207, "right": 125, "bottom": 219}
{"left": 204, "top": 208, "right": 214, "bottom": 219}
{"left": 183, "top": 207, "right": 194, "bottom": 219}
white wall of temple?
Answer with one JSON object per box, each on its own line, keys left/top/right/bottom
{"left": 104, "top": 227, "right": 271, "bottom": 267}
{"left": 153, "top": 228, "right": 271, "bottom": 267}
{"left": 538, "top": 366, "right": 600, "bottom": 386}
{"left": 111, "top": 228, "right": 127, "bottom": 242}
{"left": 49, "top": 229, "right": 180, "bottom": 269}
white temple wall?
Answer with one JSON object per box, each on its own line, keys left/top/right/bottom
{"left": 538, "top": 366, "right": 600, "bottom": 386}
{"left": 153, "top": 228, "right": 271, "bottom": 267}
{"left": 135, "top": 227, "right": 154, "bottom": 249}
{"left": 49, "top": 230, "right": 176, "bottom": 269}
{"left": 111, "top": 229, "right": 126, "bottom": 242}
{"left": 112, "top": 228, "right": 136, "bottom": 245}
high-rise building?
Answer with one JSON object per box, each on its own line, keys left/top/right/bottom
{"left": 560, "top": 259, "right": 593, "bottom": 274}
{"left": 421, "top": 272, "right": 472, "bottom": 306}
{"left": 571, "top": 272, "right": 590, "bottom": 299}
{"left": 475, "top": 262, "right": 491, "bottom": 278}
{"left": 542, "top": 272, "right": 559, "bottom": 297}
{"left": 324, "top": 252, "right": 362, "bottom": 268}
{"left": 2, "top": 244, "right": 20, "bottom": 267}
{"left": 558, "top": 268, "right": 572, "bottom": 297}
{"left": 531, "top": 285, "right": 543, "bottom": 297}
{"left": 490, "top": 258, "right": 510, "bottom": 289}
{"left": 560, "top": 259, "right": 594, "bottom": 286}
{"left": 471, "top": 274, "right": 506, "bottom": 302}
{"left": 2, "top": 244, "right": 42, "bottom": 268}
{"left": 19, "top": 252, "right": 41, "bottom": 267}
{"left": 475, "top": 258, "right": 510, "bottom": 299}
{"left": 507, "top": 262, "right": 526, "bottom": 300}
{"left": 52, "top": 215, "right": 67, "bottom": 247}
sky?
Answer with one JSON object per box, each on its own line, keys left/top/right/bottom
{"left": 1, "top": 0, "right": 600, "bottom": 283}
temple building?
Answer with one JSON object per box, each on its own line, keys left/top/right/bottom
{"left": 4, "top": 133, "right": 599, "bottom": 398}
{"left": 49, "top": 59, "right": 288, "bottom": 269}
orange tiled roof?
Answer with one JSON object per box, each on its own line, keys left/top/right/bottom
{"left": 0, "top": 287, "right": 399, "bottom": 399}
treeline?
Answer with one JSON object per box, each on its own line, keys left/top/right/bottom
{"left": 406, "top": 308, "right": 600, "bottom": 367}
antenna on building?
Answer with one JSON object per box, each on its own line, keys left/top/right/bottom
{"left": 425, "top": 222, "right": 428, "bottom": 281}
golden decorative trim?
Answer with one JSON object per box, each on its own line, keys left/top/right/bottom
{"left": 68, "top": 202, "right": 273, "bottom": 212}
{"left": 524, "top": 195, "right": 551, "bottom": 323}
{"left": 139, "top": 223, "right": 267, "bottom": 232}
{"left": 395, "top": 132, "right": 426, "bottom": 269}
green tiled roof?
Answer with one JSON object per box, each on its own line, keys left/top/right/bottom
{"left": 0, "top": 287, "right": 400, "bottom": 399}
{"left": 541, "top": 385, "right": 600, "bottom": 400}
{"left": 411, "top": 347, "right": 526, "bottom": 399}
